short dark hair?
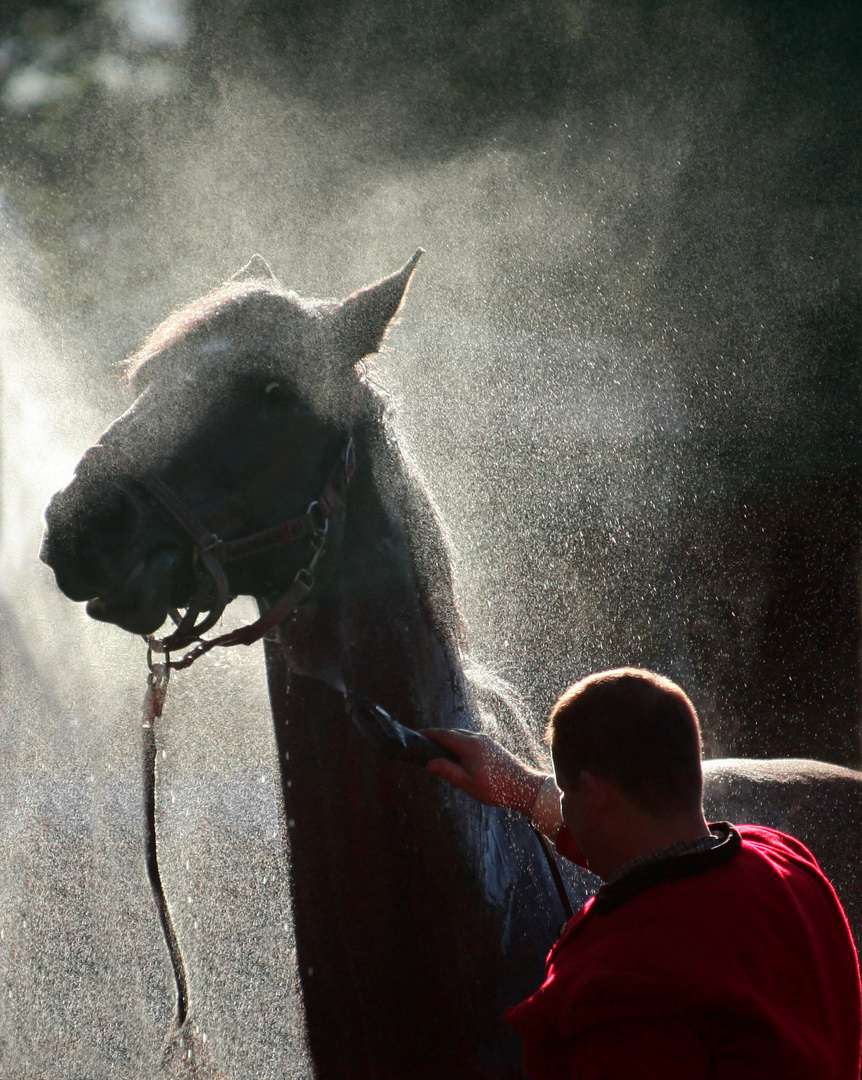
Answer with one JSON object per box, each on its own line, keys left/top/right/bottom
{"left": 545, "top": 668, "right": 704, "bottom": 815}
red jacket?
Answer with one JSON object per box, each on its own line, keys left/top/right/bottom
{"left": 506, "top": 823, "right": 861, "bottom": 1079}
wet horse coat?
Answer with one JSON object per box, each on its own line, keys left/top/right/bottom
{"left": 702, "top": 757, "right": 862, "bottom": 949}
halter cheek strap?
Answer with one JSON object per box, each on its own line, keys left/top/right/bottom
{"left": 82, "top": 437, "right": 356, "bottom": 664}
{"left": 145, "top": 438, "right": 355, "bottom": 658}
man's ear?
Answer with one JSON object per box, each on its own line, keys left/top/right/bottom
{"left": 579, "top": 770, "right": 613, "bottom": 812}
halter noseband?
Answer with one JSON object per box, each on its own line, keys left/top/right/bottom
{"left": 82, "top": 437, "right": 356, "bottom": 668}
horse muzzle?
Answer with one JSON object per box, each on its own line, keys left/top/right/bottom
{"left": 40, "top": 477, "right": 190, "bottom": 634}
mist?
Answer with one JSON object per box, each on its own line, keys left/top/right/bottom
{"left": 0, "top": 0, "right": 860, "bottom": 1075}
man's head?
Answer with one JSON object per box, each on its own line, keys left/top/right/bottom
{"left": 546, "top": 668, "right": 704, "bottom": 818}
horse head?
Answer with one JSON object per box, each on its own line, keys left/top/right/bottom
{"left": 40, "top": 252, "right": 423, "bottom": 640}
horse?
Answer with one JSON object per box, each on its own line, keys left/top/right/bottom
{"left": 39, "top": 252, "right": 593, "bottom": 1079}
{"left": 39, "top": 253, "right": 862, "bottom": 1076}
{"left": 702, "top": 757, "right": 862, "bottom": 948}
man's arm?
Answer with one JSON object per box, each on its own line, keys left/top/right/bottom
{"left": 424, "top": 729, "right": 562, "bottom": 839}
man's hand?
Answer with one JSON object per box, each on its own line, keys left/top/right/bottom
{"left": 424, "top": 728, "right": 547, "bottom": 817}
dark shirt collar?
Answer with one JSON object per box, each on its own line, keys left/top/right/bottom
{"left": 593, "top": 822, "right": 741, "bottom": 915}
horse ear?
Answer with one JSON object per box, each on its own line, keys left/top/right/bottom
{"left": 230, "top": 254, "right": 279, "bottom": 284}
{"left": 332, "top": 249, "right": 423, "bottom": 360}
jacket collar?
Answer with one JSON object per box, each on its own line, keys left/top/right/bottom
{"left": 593, "top": 822, "right": 741, "bottom": 915}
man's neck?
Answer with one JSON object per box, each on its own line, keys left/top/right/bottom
{"left": 591, "top": 810, "right": 711, "bottom": 881}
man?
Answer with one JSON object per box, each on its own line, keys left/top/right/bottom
{"left": 425, "top": 667, "right": 862, "bottom": 1079}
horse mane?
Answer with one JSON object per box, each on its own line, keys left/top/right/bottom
{"left": 350, "top": 375, "right": 461, "bottom": 638}
{"left": 355, "top": 374, "right": 545, "bottom": 765}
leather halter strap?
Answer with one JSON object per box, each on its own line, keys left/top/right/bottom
{"left": 130, "top": 440, "right": 355, "bottom": 567}
{"left": 165, "top": 438, "right": 354, "bottom": 658}
{"left": 218, "top": 440, "right": 355, "bottom": 563}
{"left": 82, "top": 438, "right": 355, "bottom": 661}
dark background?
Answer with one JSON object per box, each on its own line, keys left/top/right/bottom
{"left": 2, "top": 0, "right": 861, "bottom": 762}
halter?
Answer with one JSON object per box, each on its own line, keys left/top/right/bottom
{"left": 83, "top": 436, "right": 356, "bottom": 670}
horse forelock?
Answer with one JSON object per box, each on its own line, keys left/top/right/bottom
{"left": 123, "top": 281, "right": 334, "bottom": 386}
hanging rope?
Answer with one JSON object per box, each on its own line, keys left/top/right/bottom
{"left": 141, "top": 652, "right": 189, "bottom": 1028}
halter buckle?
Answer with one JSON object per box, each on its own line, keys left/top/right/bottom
{"left": 295, "top": 566, "right": 315, "bottom": 591}
{"left": 306, "top": 501, "right": 329, "bottom": 536}
{"left": 200, "top": 534, "right": 226, "bottom": 562}
{"left": 343, "top": 438, "right": 356, "bottom": 482}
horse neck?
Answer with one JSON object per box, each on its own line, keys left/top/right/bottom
{"left": 273, "top": 403, "right": 473, "bottom": 735}
{"left": 240, "top": 388, "right": 568, "bottom": 1074}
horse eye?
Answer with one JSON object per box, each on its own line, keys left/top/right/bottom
{"left": 264, "top": 381, "right": 280, "bottom": 395}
